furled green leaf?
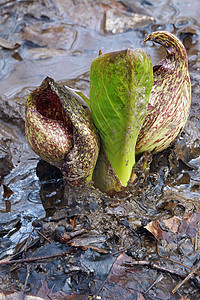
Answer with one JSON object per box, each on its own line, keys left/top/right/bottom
{"left": 90, "top": 49, "right": 153, "bottom": 189}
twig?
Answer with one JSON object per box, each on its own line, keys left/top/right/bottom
{"left": 195, "top": 221, "right": 199, "bottom": 251}
{"left": 23, "top": 265, "right": 31, "bottom": 289}
{"left": 144, "top": 274, "right": 164, "bottom": 295}
{"left": 157, "top": 241, "right": 200, "bottom": 275}
{"left": 151, "top": 262, "right": 186, "bottom": 278}
{"left": 193, "top": 202, "right": 199, "bottom": 251}
{"left": 24, "top": 228, "right": 35, "bottom": 252}
{"left": 34, "top": 228, "right": 52, "bottom": 244}
{"left": 111, "top": 244, "right": 134, "bottom": 255}
{"left": 21, "top": 265, "right": 31, "bottom": 299}
{"left": 68, "top": 228, "right": 86, "bottom": 239}
{"left": 172, "top": 260, "right": 200, "bottom": 294}
{"left": 0, "top": 250, "right": 71, "bottom": 266}
{"left": 93, "top": 256, "right": 118, "bottom": 299}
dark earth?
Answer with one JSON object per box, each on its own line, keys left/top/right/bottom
{"left": 0, "top": 0, "right": 200, "bottom": 299}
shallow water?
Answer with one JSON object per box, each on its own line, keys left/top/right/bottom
{"left": 0, "top": 0, "right": 200, "bottom": 296}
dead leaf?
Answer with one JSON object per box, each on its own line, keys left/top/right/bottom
{"left": 102, "top": 253, "right": 174, "bottom": 299}
{"left": 28, "top": 48, "right": 66, "bottom": 59}
{"left": 0, "top": 37, "right": 20, "bottom": 50}
{"left": 69, "top": 234, "right": 106, "bottom": 247}
{"left": 21, "top": 24, "right": 76, "bottom": 50}
{"left": 104, "top": 9, "right": 154, "bottom": 33}
{"left": 3, "top": 184, "right": 14, "bottom": 198}
{"left": 162, "top": 216, "right": 181, "bottom": 233}
{"left": 145, "top": 220, "right": 166, "bottom": 241}
{"left": 144, "top": 212, "right": 200, "bottom": 242}
{"left": 36, "top": 280, "right": 85, "bottom": 299}
{"left": 83, "top": 245, "right": 109, "bottom": 254}
{"left": 36, "top": 281, "right": 53, "bottom": 299}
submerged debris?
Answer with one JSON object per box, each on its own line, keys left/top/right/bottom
{"left": 104, "top": 9, "right": 154, "bottom": 33}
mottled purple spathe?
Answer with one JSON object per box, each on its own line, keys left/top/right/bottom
{"left": 25, "top": 77, "right": 100, "bottom": 186}
{"left": 135, "top": 31, "right": 191, "bottom": 154}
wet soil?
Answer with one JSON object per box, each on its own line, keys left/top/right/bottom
{"left": 0, "top": 0, "right": 200, "bottom": 299}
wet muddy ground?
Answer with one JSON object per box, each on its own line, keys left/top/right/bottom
{"left": 0, "top": 0, "right": 200, "bottom": 299}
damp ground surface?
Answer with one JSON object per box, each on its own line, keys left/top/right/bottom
{"left": 0, "top": 0, "right": 200, "bottom": 299}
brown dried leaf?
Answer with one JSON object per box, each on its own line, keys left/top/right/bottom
{"left": 36, "top": 281, "right": 79, "bottom": 300}
{"left": 162, "top": 216, "right": 181, "bottom": 234}
{"left": 21, "top": 24, "right": 76, "bottom": 50}
{"left": 69, "top": 234, "right": 106, "bottom": 247}
{"left": 144, "top": 213, "right": 200, "bottom": 242}
{"left": 3, "top": 184, "right": 14, "bottom": 198}
{"left": 103, "top": 253, "right": 174, "bottom": 299}
{"left": 84, "top": 245, "right": 109, "bottom": 254}
{"left": 28, "top": 48, "right": 66, "bottom": 59}
{"left": 145, "top": 220, "right": 166, "bottom": 241}
{"left": 0, "top": 37, "right": 20, "bottom": 50}
{"left": 36, "top": 281, "right": 53, "bottom": 299}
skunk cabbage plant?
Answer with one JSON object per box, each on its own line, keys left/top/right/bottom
{"left": 25, "top": 77, "right": 100, "bottom": 186}
{"left": 25, "top": 31, "right": 191, "bottom": 194}
{"left": 135, "top": 31, "right": 191, "bottom": 155}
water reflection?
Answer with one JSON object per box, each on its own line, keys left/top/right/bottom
{"left": 35, "top": 160, "right": 65, "bottom": 217}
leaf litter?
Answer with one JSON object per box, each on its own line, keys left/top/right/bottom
{"left": 0, "top": 0, "right": 200, "bottom": 299}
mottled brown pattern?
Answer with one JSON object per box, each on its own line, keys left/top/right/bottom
{"left": 25, "top": 77, "right": 100, "bottom": 186}
{"left": 25, "top": 79, "right": 73, "bottom": 168}
{"left": 135, "top": 31, "right": 191, "bottom": 154}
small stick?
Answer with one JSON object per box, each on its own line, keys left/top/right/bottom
{"left": 21, "top": 265, "right": 31, "bottom": 299}
{"left": 24, "top": 227, "right": 35, "bottom": 252}
{"left": 195, "top": 221, "right": 199, "bottom": 252}
{"left": 157, "top": 242, "right": 200, "bottom": 275}
{"left": 144, "top": 274, "right": 164, "bottom": 295}
{"left": 68, "top": 228, "right": 87, "bottom": 240}
{"left": 111, "top": 244, "right": 133, "bottom": 255}
{"left": 172, "top": 260, "right": 200, "bottom": 294}
{"left": 34, "top": 228, "right": 52, "bottom": 244}
{"left": 93, "top": 256, "right": 118, "bottom": 298}
{"left": 0, "top": 250, "right": 71, "bottom": 266}
{"left": 151, "top": 262, "right": 186, "bottom": 278}
{"left": 23, "top": 265, "right": 30, "bottom": 289}
{"left": 193, "top": 202, "right": 199, "bottom": 252}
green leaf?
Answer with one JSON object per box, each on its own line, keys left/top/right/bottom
{"left": 90, "top": 49, "right": 153, "bottom": 188}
